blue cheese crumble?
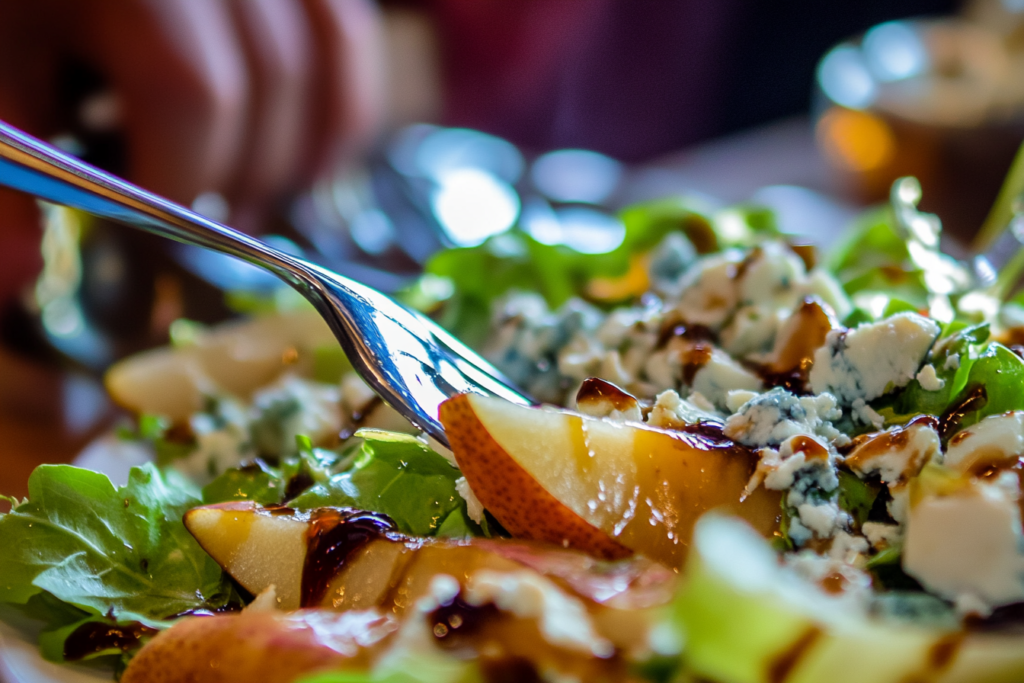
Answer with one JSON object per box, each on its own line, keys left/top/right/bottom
{"left": 722, "top": 388, "right": 844, "bottom": 448}
{"left": 808, "top": 313, "right": 940, "bottom": 405}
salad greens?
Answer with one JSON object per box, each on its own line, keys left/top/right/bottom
{"left": 117, "top": 413, "right": 194, "bottom": 465}
{"left": 291, "top": 429, "right": 480, "bottom": 537}
{"left": 874, "top": 323, "right": 989, "bottom": 425}
{"left": 836, "top": 470, "right": 880, "bottom": 528}
{"left": 201, "top": 459, "right": 285, "bottom": 505}
{"left": 0, "top": 464, "right": 228, "bottom": 620}
{"left": 975, "top": 138, "right": 1024, "bottom": 253}
{"left": 0, "top": 464, "right": 239, "bottom": 662}
{"left": 0, "top": 429, "right": 480, "bottom": 663}
{"left": 11, "top": 165, "right": 1024, "bottom": 681}
{"left": 944, "top": 342, "right": 1024, "bottom": 431}
{"left": 413, "top": 198, "right": 780, "bottom": 345}
{"left": 875, "top": 322, "right": 1024, "bottom": 434}
{"left": 200, "top": 428, "right": 484, "bottom": 538}
{"left": 826, "top": 206, "right": 929, "bottom": 311}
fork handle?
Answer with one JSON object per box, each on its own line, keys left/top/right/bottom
{"left": 0, "top": 120, "right": 316, "bottom": 290}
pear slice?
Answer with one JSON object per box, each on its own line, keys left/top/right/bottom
{"left": 185, "top": 502, "right": 414, "bottom": 612}
{"left": 439, "top": 392, "right": 781, "bottom": 568}
{"left": 184, "top": 503, "right": 532, "bottom": 613}
{"left": 121, "top": 609, "right": 395, "bottom": 683}
{"left": 184, "top": 501, "right": 309, "bottom": 609}
{"left": 185, "top": 502, "right": 675, "bottom": 613}
{"left": 677, "top": 514, "right": 1024, "bottom": 683}
{"left": 106, "top": 311, "right": 336, "bottom": 421}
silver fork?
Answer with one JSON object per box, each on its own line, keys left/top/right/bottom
{"left": 0, "top": 121, "right": 531, "bottom": 448}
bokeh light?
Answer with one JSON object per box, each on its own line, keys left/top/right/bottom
{"left": 862, "top": 21, "right": 928, "bottom": 82}
{"left": 816, "top": 107, "right": 895, "bottom": 173}
{"left": 817, "top": 45, "right": 877, "bottom": 110}
{"left": 531, "top": 149, "right": 622, "bottom": 204}
{"left": 431, "top": 168, "right": 520, "bottom": 246}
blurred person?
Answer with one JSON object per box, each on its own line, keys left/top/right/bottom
{"left": 0, "top": 0, "right": 385, "bottom": 308}
{"left": 0, "top": 0, "right": 963, "bottom": 314}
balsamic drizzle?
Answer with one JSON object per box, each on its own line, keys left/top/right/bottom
{"left": 63, "top": 621, "right": 157, "bottom": 661}
{"left": 300, "top": 508, "right": 396, "bottom": 607}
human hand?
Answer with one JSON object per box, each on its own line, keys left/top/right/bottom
{"left": 0, "top": 0, "right": 384, "bottom": 304}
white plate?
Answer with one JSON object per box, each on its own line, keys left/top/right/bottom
{"left": 0, "top": 436, "right": 154, "bottom": 683}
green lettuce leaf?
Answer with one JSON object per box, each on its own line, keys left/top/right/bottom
{"left": 416, "top": 199, "right": 776, "bottom": 344}
{"left": 37, "top": 614, "right": 160, "bottom": 664}
{"left": 421, "top": 232, "right": 610, "bottom": 345}
{"left": 944, "top": 342, "right": 1024, "bottom": 433}
{"left": 875, "top": 323, "right": 988, "bottom": 424}
{"left": 116, "top": 413, "right": 195, "bottom": 465}
{"left": 435, "top": 506, "right": 490, "bottom": 539}
{"left": 0, "top": 464, "right": 230, "bottom": 624}
{"left": 825, "top": 206, "right": 930, "bottom": 311}
{"left": 836, "top": 470, "right": 880, "bottom": 527}
{"left": 202, "top": 460, "right": 285, "bottom": 505}
{"left": 290, "top": 430, "right": 478, "bottom": 537}
{"left": 826, "top": 206, "right": 908, "bottom": 277}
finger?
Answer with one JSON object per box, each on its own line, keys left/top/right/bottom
{"left": 224, "top": 0, "right": 314, "bottom": 229}
{"left": 78, "top": 0, "right": 250, "bottom": 205}
{"left": 296, "top": 0, "right": 386, "bottom": 183}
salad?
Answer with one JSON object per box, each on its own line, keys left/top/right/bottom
{"left": 4, "top": 174, "right": 1024, "bottom": 683}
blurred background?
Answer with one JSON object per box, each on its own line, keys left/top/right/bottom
{"left": 2, "top": 0, "right": 1023, "bottom": 496}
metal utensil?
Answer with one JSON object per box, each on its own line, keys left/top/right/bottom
{"left": 0, "top": 121, "right": 531, "bottom": 447}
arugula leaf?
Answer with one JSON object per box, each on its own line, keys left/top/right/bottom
{"left": 866, "top": 544, "right": 923, "bottom": 591}
{"left": 772, "top": 493, "right": 795, "bottom": 552}
{"left": 631, "top": 654, "right": 684, "bottom": 683}
{"left": 825, "top": 206, "right": 930, "bottom": 310}
{"left": 202, "top": 460, "right": 285, "bottom": 505}
{"left": 945, "top": 342, "right": 1024, "bottom": 433}
{"left": 841, "top": 308, "right": 873, "bottom": 327}
{"left": 826, "top": 206, "right": 908, "bottom": 278}
{"left": 291, "top": 430, "right": 471, "bottom": 537}
{"left": 279, "top": 435, "right": 344, "bottom": 498}
{"left": 416, "top": 198, "right": 775, "bottom": 344}
{"left": 866, "top": 545, "right": 902, "bottom": 569}
{"left": 435, "top": 506, "right": 489, "bottom": 539}
{"left": 117, "top": 413, "right": 195, "bottom": 465}
{"left": 836, "top": 470, "right": 881, "bottom": 527}
{"left": 38, "top": 614, "right": 160, "bottom": 664}
{"left": 422, "top": 232, "right": 610, "bottom": 345}
{"left": 0, "top": 464, "right": 229, "bottom": 624}
{"left": 975, "top": 139, "right": 1024, "bottom": 252}
{"left": 881, "top": 298, "right": 919, "bottom": 317}
{"left": 617, "top": 198, "right": 718, "bottom": 254}
{"left": 875, "top": 323, "right": 988, "bottom": 424}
